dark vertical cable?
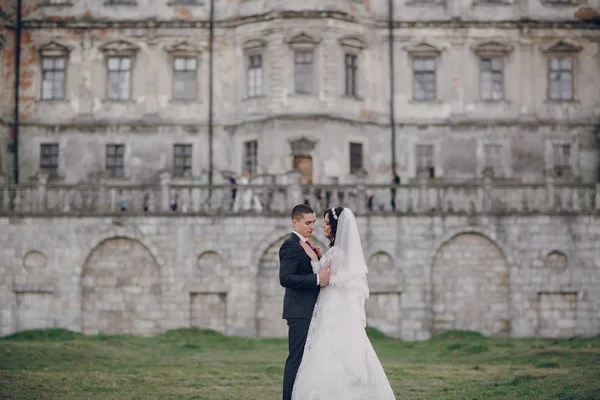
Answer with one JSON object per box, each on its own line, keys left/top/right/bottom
{"left": 208, "top": 0, "right": 214, "bottom": 186}
{"left": 388, "top": 0, "right": 396, "bottom": 177}
{"left": 13, "top": 0, "right": 22, "bottom": 184}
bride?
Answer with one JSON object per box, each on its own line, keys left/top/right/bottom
{"left": 292, "top": 207, "right": 396, "bottom": 400}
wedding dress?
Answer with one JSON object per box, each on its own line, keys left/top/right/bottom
{"left": 291, "top": 208, "right": 396, "bottom": 400}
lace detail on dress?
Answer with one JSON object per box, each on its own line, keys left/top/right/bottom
{"left": 291, "top": 248, "right": 396, "bottom": 400}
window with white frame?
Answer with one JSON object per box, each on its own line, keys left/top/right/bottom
{"left": 472, "top": 41, "right": 513, "bottom": 102}
{"left": 413, "top": 57, "right": 436, "bottom": 101}
{"left": 107, "top": 57, "right": 132, "bottom": 101}
{"left": 101, "top": 40, "right": 138, "bottom": 102}
{"left": 247, "top": 54, "right": 263, "bottom": 98}
{"left": 553, "top": 143, "right": 571, "bottom": 178}
{"left": 38, "top": 41, "right": 70, "bottom": 101}
{"left": 542, "top": 41, "right": 581, "bottom": 102}
{"left": 416, "top": 144, "right": 435, "bottom": 178}
{"left": 172, "top": 57, "right": 197, "bottom": 101}
{"left": 41, "top": 57, "right": 66, "bottom": 100}
{"left": 548, "top": 56, "right": 573, "bottom": 101}
{"left": 480, "top": 58, "right": 504, "bottom": 101}
{"left": 243, "top": 140, "right": 258, "bottom": 175}
{"left": 40, "top": 143, "right": 59, "bottom": 177}
{"left": 294, "top": 51, "right": 313, "bottom": 94}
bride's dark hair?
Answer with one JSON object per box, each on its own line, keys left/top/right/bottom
{"left": 324, "top": 207, "right": 345, "bottom": 247}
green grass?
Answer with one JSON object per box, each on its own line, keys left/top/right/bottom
{"left": 1, "top": 328, "right": 599, "bottom": 399}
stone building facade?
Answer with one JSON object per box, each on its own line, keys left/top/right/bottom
{"left": 0, "top": 1, "right": 599, "bottom": 340}
{"left": 1, "top": 213, "right": 599, "bottom": 340}
{"left": 0, "top": 0, "right": 598, "bottom": 185}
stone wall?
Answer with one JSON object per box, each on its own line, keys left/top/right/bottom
{"left": 1, "top": 213, "right": 599, "bottom": 340}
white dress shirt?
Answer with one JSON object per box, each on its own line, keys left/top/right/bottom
{"left": 292, "top": 230, "right": 320, "bottom": 286}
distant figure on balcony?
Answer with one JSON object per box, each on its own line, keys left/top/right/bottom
{"left": 119, "top": 190, "right": 127, "bottom": 212}
{"left": 391, "top": 173, "right": 400, "bottom": 211}
{"left": 233, "top": 171, "right": 263, "bottom": 213}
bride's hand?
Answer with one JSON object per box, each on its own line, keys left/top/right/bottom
{"left": 300, "top": 242, "right": 319, "bottom": 262}
{"left": 314, "top": 246, "right": 322, "bottom": 258}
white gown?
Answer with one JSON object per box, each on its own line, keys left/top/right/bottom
{"left": 291, "top": 246, "right": 397, "bottom": 400}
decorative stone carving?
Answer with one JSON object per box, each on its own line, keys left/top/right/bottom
{"left": 100, "top": 40, "right": 139, "bottom": 55}
{"left": 544, "top": 250, "right": 568, "bottom": 273}
{"left": 23, "top": 250, "right": 47, "bottom": 271}
{"left": 289, "top": 137, "right": 317, "bottom": 156}
{"left": 541, "top": 40, "right": 583, "bottom": 54}
{"left": 38, "top": 41, "right": 71, "bottom": 56}
{"left": 404, "top": 42, "right": 443, "bottom": 56}
{"left": 472, "top": 40, "right": 514, "bottom": 56}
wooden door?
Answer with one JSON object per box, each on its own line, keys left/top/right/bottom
{"left": 293, "top": 156, "right": 313, "bottom": 184}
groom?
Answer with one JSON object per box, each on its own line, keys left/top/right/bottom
{"left": 279, "top": 204, "right": 331, "bottom": 400}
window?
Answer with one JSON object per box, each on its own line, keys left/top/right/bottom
{"left": 294, "top": 51, "right": 313, "bottom": 94}
{"left": 40, "top": 144, "right": 59, "bottom": 177}
{"left": 553, "top": 144, "right": 571, "bottom": 178}
{"left": 413, "top": 57, "right": 436, "bottom": 101}
{"left": 107, "top": 56, "right": 132, "bottom": 101}
{"left": 243, "top": 140, "right": 258, "bottom": 175}
{"left": 344, "top": 54, "right": 358, "bottom": 97}
{"left": 480, "top": 58, "right": 504, "bottom": 101}
{"left": 247, "top": 55, "right": 263, "bottom": 98}
{"left": 548, "top": 56, "right": 573, "bottom": 101}
{"left": 173, "top": 144, "right": 192, "bottom": 177}
{"left": 416, "top": 144, "right": 435, "bottom": 178}
{"left": 106, "top": 144, "right": 125, "bottom": 178}
{"left": 172, "top": 57, "right": 197, "bottom": 101}
{"left": 484, "top": 144, "right": 503, "bottom": 176}
{"left": 41, "top": 57, "right": 66, "bottom": 100}
{"left": 349, "top": 143, "right": 364, "bottom": 175}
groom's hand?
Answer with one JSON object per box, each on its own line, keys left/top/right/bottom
{"left": 318, "top": 267, "right": 330, "bottom": 287}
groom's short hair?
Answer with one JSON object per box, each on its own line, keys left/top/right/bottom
{"left": 291, "top": 204, "right": 314, "bottom": 221}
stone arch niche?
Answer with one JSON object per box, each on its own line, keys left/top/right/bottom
{"left": 81, "top": 237, "right": 162, "bottom": 336}
{"left": 365, "top": 251, "right": 401, "bottom": 337}
{"left": 432, "top": 233, "right": 510, "bottom": 337}
{"left": 190, "top": 251, "right": 227, "bottom": 334}
{"left": 256, "top": 236, "right": 325, "bottom": 338}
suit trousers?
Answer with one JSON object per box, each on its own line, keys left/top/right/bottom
{"left": 282, "top": 318, "right": 311, "bottom": 400}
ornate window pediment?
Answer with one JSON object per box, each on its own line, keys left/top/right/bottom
{"left": 100, "top": 40, "right": 139, "bottom": 55}
{"left": 242, "top": 38, "right": 267, "bottom": 52}
{"left": 404, "top": 42, "right": 442, "bottom": 56}
{"left": 289, "top": 137, "right": 318, "bottom": 156}
{"left": 472, "top": 40, "right": 514, "bottom": 56}
{"left": 285, "top": 32, "right": 321, "bottom": 50}
{"left": 38, "top": 41, "right": 71, "bottom": 56}
{"left": 541, "top": 40, "right": 582, "bottom": 54}
{"left": 338, "top": 36, "right": 366, "bottom": 53}
{"left": 165, "top": 41, "right": 203, "bottom": 55}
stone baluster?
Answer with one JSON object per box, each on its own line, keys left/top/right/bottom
{"left": 545, "top": 173, "right": 555, "bottom": 212}
{"left": 160, "top": 172, "right": 172, "bottom": 212}
{"left": 418, "top": 173, "right": 429, "bottom": 213}
{"left": 36, "top": 172, "right": 48, "bottom": 214}
{"left": 97, "top": 177, "right": 107, "bottom": 214}
{"left": 285, "top": 170, "right": 304, "bottom": 209}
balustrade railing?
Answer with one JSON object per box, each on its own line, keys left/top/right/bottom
{"left": 1, "top": 173, "right": 598, "bottom": 216}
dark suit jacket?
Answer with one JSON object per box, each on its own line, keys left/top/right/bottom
{"left": 279, "top": 233, "right": 320, "bottom": 319}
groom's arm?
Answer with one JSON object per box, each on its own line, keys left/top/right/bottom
{"left": 279, "top": 242, "right": 318, "bottom": 289}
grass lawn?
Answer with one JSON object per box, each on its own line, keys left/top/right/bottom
{"left": 1, "top": 328, "right": 599, "bottom": 400}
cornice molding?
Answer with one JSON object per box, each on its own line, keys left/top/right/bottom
{"left": 19, "top": 12, "right": 600, "bottom": 30}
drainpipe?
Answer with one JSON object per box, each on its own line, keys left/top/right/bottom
{"left": 13, "top": 0, "right": 22, "bottom": 184}
{"left": 208, "top": 0, "right": 214, "bottom": 186}
{"left": 388, "top": 0, "right": 396, "bottom": 177}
